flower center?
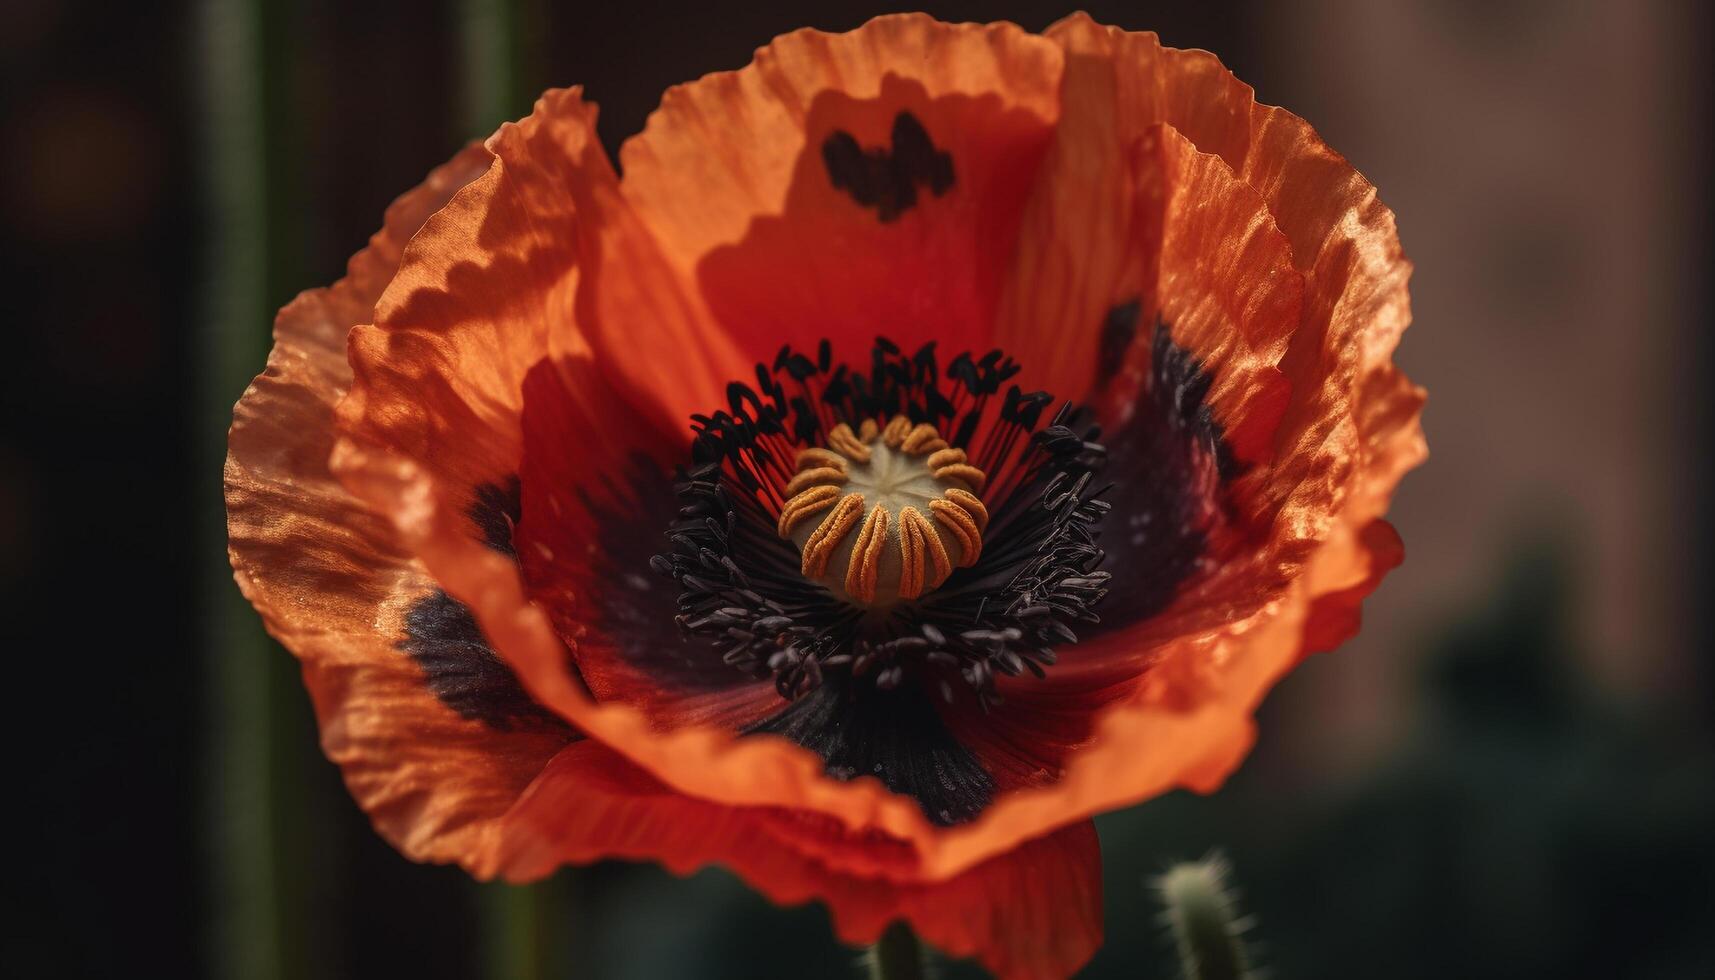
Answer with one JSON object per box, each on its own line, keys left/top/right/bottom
{"left": 778, "top": 418, "right": 989, "bottom": 609}
{"left": 655, "top": 338, "right": 1111, "bottom": 705}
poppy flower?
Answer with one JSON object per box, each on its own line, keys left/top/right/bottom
{"left": 226, "top": 13, "right": 1424, "bottom": 979}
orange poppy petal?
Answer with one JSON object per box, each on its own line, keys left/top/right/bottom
{"left": 619, "top": 13, "right": 1065, "bottom": 365}
{"left": 924, "top": 125, "right": 1309, "bottom": 813}
{"left": 319, "top": 86, "right": 756, "bottom": 734}
{"left": 1300, "top": 518, "right": 1405, "bottom": 656}
{"left": 225, "top": 143, "right": 576, "bottom": 868}
{"left": 337, "top": 86, "right": 743, "bottom": 509}
{"left": 1299, "top": 365, "right": 1428, "bottom": 654}
{"left": 1008, "top": 122, "right": 1306, "bottom": 681}
{"left": 909, "top": 15, "right": 1424, "bottom": 858}
{"left": 999, "top": 40, "right": 1302, "bottom": 446}
{"left": 981, "top": 85, "right": 1311, "bottom": 781}
{"left": 493, "top": 739, "right": 1102, "bottom": 980}
{"left": 337, "top": 89, "right": 595, "bottom": 504}
{"left": 1125, "top": 124, "right": 1298, "bottom": 466}
{"left": 1041, "top": 12, "right": 1421, "bottom": 523}
{"left": 986, "top": 26, "right": 1136, "bottom": 400}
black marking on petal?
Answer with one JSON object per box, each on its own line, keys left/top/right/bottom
{"left": 580, "top": 455, "right": 751, "bottom": 692}
{"left": 746, "top": 677, "right": 994, "bottom": 825}
{"left": 1098, "top": 300, "right": 1142, "bottom": 385}
{"left": 1097, "top": 305, "right": 1237, "bottom": 480}
{"left": 400, "top": 589, "right": 574, "bottom": 734}
{"left": 823, "top": 112, "right": 954, "bottom": 222}
{"left": 1089, "top": 320, "right": 1234, "bottom": 632}
{"left": 1147, "top": 322, "right": 1238, "bottom": 480}
{"left": 468, "top": 476, "right": 522, "bottom": 557}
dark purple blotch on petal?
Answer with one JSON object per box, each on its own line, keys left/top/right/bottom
{"left": 746, "top": 676, "right": 994, "bottom": 825}
{"left": 397, "top": 474, "right": 573, "bottom": 733}
{"left": 823, "top": 112, "right": 954, "bottom": 222}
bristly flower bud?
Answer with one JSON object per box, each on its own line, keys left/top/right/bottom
{"left": 861, "top": 921, "right": 937, "bottom": 980}
{"left": 1154, "top": 853, "right": 1259, "bottom": 980}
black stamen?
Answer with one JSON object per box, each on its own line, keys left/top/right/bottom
{"left": 655, "top": 338, "right": 1111, "bottom": 709}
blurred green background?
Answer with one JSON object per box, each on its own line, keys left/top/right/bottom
{"left": 5, "top": 0, "right": 1710, "bottom": 977}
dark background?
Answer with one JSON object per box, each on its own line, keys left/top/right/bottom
{"left": 5, "top": 1, "right": 1710, "bottom": 977}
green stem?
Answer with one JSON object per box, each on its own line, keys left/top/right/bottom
{"left": 458, "top": 0, "right": 516, "bottom": 137}
{"left": 866, "top": 922, "right": 932, "bottom": 980}
{"left": 198, "top": 0, "right": 280, "bottom": 977}
{"left": 459, "top": 0, "right": 541, "bottom": 137}
{"left": 200, "top": 0, "right": 314, "bottom": 976}
{"left": 482, "top": 881, "right": 546, "bottom": 980}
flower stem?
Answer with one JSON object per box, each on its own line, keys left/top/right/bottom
{"left": 865, "top": 922, "right": 933, "bottom": 980}
{"left": 199, "top": 0, "right": 313, "bottom": 976}
{"left": 458, "top": 0, "right": 539, "bottom": 138}
{"left": 481, "top": 877, "right": 572, "bottom": 980}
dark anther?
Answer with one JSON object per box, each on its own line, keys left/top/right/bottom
{"left": 657, "top": 336, "right": 1113, "bottom": 710}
